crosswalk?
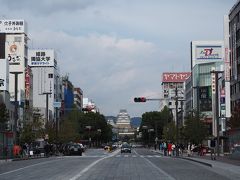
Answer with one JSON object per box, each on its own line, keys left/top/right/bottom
{"left": 115, "top": 154, "right": 162, "bottom": 158}
{"left": 63, "top": 154, "right": 162, "bottom": 158}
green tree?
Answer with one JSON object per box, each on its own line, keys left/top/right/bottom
{"left": 20, "top": 108, "right": 45, "bottom": 144}
{"left": 183, "top": 111, "right": 208, "bottom": 145}
{"left": 140, "top": 106, "right": 173, "bottom": 144}
{"left": 162, "top": 121, "right": 176, "bottom": 142}
{"left": 0, "top": 103, "right": 9, "bottom": 130}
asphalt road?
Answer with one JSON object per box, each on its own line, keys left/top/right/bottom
{"left": 0, "top": 148, "right": 238, "bottom": 180}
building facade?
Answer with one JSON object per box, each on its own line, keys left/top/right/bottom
{"left": 74, "top": 87, "right": 83, "bottom": 111}
{"left": 28, "top": 49, "right": 62, "bottom": 125}
{"left": 161, "top": 72, "right": 191, "bottom": 125}
{"left": 115, "top": 109, "right": 135, "bottom": 139}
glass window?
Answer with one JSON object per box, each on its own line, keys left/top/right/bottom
{"left": 48, "top": 73, "right": 53, "bottom": 78}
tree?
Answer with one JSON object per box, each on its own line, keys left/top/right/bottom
{"left": 162, "top": 121, "right": 176, "bottom": 142}
{"left": 0, "top": 103, "right": 9, "bottom": 130}
{"left": 140, "top": 106, "right": 173, "bottom": 144}
{"left": 20, "top": 108, "right": 45, "bottom": 144}
{"left": 229, "top": 102, "right": 240, "bottom": 129}
{"left": 183, "top": 111, "right": 208, "bottom": 145}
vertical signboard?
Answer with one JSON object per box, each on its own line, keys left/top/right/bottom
{"left": 224, "top": 15, "right": 231, "bottom": 118}
{"left": 0, "top": 59, "right": 9, "bottom": 91}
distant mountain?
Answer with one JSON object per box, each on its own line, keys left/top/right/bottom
{"left": 131, "top": 117, "right": 142, "bottom": 128}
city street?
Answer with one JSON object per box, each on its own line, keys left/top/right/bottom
{"left": 0, "top": 148, "right": 239, "bottom": 180}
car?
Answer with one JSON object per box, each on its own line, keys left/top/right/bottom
{"left": 63, "top": 143, "right": 82, "bottom": 156}
{"left": 121, "top": 143, "right": 131, "bottom": 153}
{"left": 230, "top": 146, "right": 240, "bottom": 160}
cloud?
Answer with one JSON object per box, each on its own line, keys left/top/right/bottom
{"left": 1, "top": 0, "right": 97, "bottom": 15}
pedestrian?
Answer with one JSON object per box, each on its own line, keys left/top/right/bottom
{"left": 172, "top": 143, "right": 176, "bottom": 156}
{"left": 163, "top": 142, "right": 167, "bottom": 156}
{"left": 187, "top": 143, "right": 191, "bottom": 157}
{"left": 168, "top": 142, "right": 172, "bottom": 156}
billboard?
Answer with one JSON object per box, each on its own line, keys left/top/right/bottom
{"left": 191, "top": 41, "right": 223, "bottom": 68}
{"left": 0, "top": 20, "right": 27, "bottom": 34}
{"left": 199, "top": 86, "right": 212, "bottom": 112}
{"left": 195, "top": 46, "right": 222, "bottom": 60}
{"left": 0, "top": 59, "right": 9, "bottom": 91}
{"left": 6, "top": 34, "right": 25, "bottom": 67}
{"left": 162, "top": 72, "right": 191, "bottom": 83}
{"left": 28, "top": 49, "right": 55, "bottom": 67}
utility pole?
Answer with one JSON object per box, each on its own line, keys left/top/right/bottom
{"left": 175, "top": 86, "right": 179, "bottom": 157}
{"left": 10, "top": 72, "right": 23, "bottom": 145}
{"left": 42, "top": 92, "right": 52, "bottom": 128}
{"left": 210, "top": 70, "right": 223, "bottom": 157}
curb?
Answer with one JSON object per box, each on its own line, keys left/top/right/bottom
{"left": 179, "top": 156, "right": 212, "bottom": 167}
{"left": 150, "top": 149, "right": 213, "bottom": 167}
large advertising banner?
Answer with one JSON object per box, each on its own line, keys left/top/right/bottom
{"left": 0, "top": 20, "right": 27, "bottom": 34}
{"left": 199, "top": 86, "right": 212, "bottom": 112}
{"left": 6, "top": 34, "right": 25, "bottom": 68}
{"left": 28, "top": 49, "right": 55, "bottom": 67}
{"left": 0, "top": 59, "right": 9, "bottom": 91}
{"left": 162, "top": 72, "right": 191, "bottom": 83}
{"left": 191, "top": 41, "right": 223, "bottom": 68}
{"left": 195, "top": 46, "right": 222, "bottom": 60}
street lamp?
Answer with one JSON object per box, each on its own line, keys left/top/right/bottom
{"left": 10, "top": 71, "right": 23, "bottom": 145}
{"left": 85, "top": 126, "right": 92, "bottom": 148}
{"left": 97, "top": 129, "right": 102, "bottom": 147}
{"left": 148, "top": 128, "right": 154, "bottom": 147}
{"left": 210, "top": 70, "right": 223, "bottom": 157}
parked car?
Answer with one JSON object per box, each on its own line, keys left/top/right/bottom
{"left": 121, "top": 143, "right": 131, "bottom": 153}
{"left": 192, "top": 145, "right": 211, "bottom": 154}
{"left": 230, "top": 146, "right": 240, "bottom": 160}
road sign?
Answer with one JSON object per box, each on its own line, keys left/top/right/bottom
{"left": 53, "top": 102, "right": 61, "bottom": 108}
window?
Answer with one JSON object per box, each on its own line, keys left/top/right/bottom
{"left": 48, "top": 73, "right": 53, "bottom": 78}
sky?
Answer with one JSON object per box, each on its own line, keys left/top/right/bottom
{"left": 0, "top": 0, "right": 237, "bottom": 117}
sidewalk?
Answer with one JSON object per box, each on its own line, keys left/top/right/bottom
{"left": 151, "top": 149, "right": 240, "bottom": 168}
{"left": 150, "top": 149, "right": 240, "bottom": 178}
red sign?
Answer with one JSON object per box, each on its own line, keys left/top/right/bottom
{"left": 162, "top": 72, "right": 191, "bottom": 83}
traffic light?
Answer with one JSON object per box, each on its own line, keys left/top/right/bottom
{"left": 134, "top": 97, "right": 146, "bottom": 102}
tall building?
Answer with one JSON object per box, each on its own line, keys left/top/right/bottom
{"left": 62, "top": 75, "right": 74, "bottom": 114}
{"left": 115, "top": 109, "right": 135, "bottom": 138}
{"left": 161, "top": 72, "right": 191, "bottom": 125}
{"left": 229, "top": 2, "right": 240, "bottom": 109}
{"left": 74, "top": 87, "right": 83, "bottom": 111}
{"left": 0, "top": 19, "right": 30, "bottom": 137}
{"left": 190, "top": 41, "right": 224, "bottom": 137}
{"left": 28, "top": 49, "right": 62, "bottom": 125}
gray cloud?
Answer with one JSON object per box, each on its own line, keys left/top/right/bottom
{"left": 1, "top": 0, "right": 96, "bottom": 15}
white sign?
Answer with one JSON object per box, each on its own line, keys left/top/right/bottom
{"left": 28, "top": 49, "right": 55, "bottom": 67}
{"left": 0, "top": 20, "right": 26, "bottom": 34}
{"left": 191, "top": 41, "right": 223, "bottom": 68}
{"left": 0, "top": 59, "right": 9, "bottom": 91}
{"left": 53, "top": 102, "right": 61, "bottom": 108}
{"left": 195, "top": 46, "right": 222, "bottom": 60}
{"left": 6, "top": 34, "right": 25, "bottom": 67}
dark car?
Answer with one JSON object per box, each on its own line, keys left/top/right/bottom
{"left": 63, "top": 143, "right": 82, "bottom": 156}
{"left": 121, "top": 144, "right": 131, "bottom": 153}
{"left": 230, "top": 146, "right": 240, "bottom": 160}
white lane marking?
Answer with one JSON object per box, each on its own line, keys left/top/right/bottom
{"left": 124, "top": 155, "right": 129, "bottom": 158}
{"left": 132, "top": 155, "right": 137, "bottom": 158}
{"left": 69, "top": 149, "right": 120, "bottom": 180}
{"left": 116, "top": 155, "right": 121, "bottom": 157}
{"left": 147, "top": 155, "right": 153, "bottom": 158}
{"left": 133, "top": 150, "right": 176, "bottom": 180}
{"left": 154, "top": 155, "right": 162, "bottom": 158}
{"left": 0, "top": 159, "right": 62, "bottom": 176}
